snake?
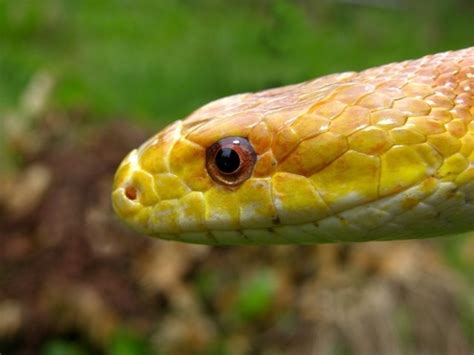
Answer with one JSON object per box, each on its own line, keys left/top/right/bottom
{"left": 112, "top": 47, "right": 474, "bottom": 245}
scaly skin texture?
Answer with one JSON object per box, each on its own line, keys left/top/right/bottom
{"left": 112, "top": 47, "right": 474, "bottom": 244}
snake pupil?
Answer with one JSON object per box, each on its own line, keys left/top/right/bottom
{"left": 215, "top": 147, "right": 240, "bottom": 173}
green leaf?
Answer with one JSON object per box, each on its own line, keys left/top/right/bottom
{"left": 42, "top": 340, "right": 89, "bottom": 355}
{"left": 107, "top": 328, "right": 151, "bottom": 355}
{"left": 235, "top": 269, "right": 277, "bottom": 321}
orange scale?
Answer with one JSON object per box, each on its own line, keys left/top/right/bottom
{"left": 393, "top": 97, "right": 432, "bottom": 116}
{"left": 427, "top": 132, "right": 462, "bottom": 157}
{"left": 370, "top": 109, "right": 408, "bottom": 129}
{"left": 436, "top": 73, "right": 459, "bottom": 88}
{"left": 399, "top": 66, "right": 418, "bottom": 76}
{"left": 430, "top": 108, "right": 453, "bottom": 123}
{"left": 277, "top": 132, "right": 348, "bottom": 177}
{"left": 410, "top": 76, "right": 435, "bottom": 85}
{"left": 357, "top": 92, "right": 394, "bottom": 110}
{"left": 330, "top": 106, "right": 370, "bottom": 136}
{"left": 291, "top": 113, "right": 330, "bottom": 140}
{"left": 376, "top": 87, "right": 405, "bottom": 100}
{"left": 416, "top": 68, "right": 437, "bottom": 78}
{"left": 187, "top": 112, "right": 261, "bottom": 147}
{"left": 407, "top": 116, "right": 446, "bottom": 136}
{"left": 458, "top": 79, "right": 474, "bottom": 93}
{"left": 445, "top": 119, "right": 467, "bottom": 138}
{"left": 425, "top": 94, "right": 455, "bottom": 110}
{"left": 330, "top": 83, "right": 375, "bottom": 105}
{"left": 257, "top": 94, "right": 300, "bottom": 111}
{"left": 263, "top": 108, "right": 307, "bottom": 132}
{"left": 348, "top": 127, "right": 393, "bottom": 155}
{"left": 457, "top": 66, "right": 474, "bottom": 79}
{"left": 248, "top": 121, "right": 272, "bottom": 154}
{"left": 455, "top": 93, "right": 473, "bottom": 107}
{"left": 271, "top": 127, "right": 300, "bottom": 162}
{"left": 308, "top": 100, "right": 347, "bottom": 119}
{"left": 451, "top": 106, "right": 473, "bottom": 124}
{"left": 433, "top": 86, "right": 455, "bottom": 99}
{"left": 401, "top": 82, "right": 433, "bottom": 98}
{"left": 437, "top": 63, "right": 458, "bottom": 75}
{"left": 253, "top": 151, "right": 277, "bottom": 177}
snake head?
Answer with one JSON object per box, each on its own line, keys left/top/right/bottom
{"left": 111, "top": 92, "right": 286, "bottom": 243}
{"left": 112, "top": 48, "right": 474, "bottom": 244}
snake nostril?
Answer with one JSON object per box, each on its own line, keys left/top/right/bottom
{"left": 125, "top": 185, "right": 138, "bottom": 201}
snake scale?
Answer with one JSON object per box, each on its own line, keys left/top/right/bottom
{"left": 112, "top": 47, "right": 474, "bottom": 244}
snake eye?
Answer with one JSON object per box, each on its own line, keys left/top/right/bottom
{"left": 206, "top": 136, "right": 256, "bottom": 187}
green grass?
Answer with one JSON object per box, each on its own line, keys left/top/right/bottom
{"left": 1, "top": 0, "right": 472, "bottom": 123}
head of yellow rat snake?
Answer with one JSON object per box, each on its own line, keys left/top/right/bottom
{"left": 112, "top": 47, "right": 474, "bottom": 245}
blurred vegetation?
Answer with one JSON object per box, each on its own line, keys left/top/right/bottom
{"left": 0, "top": 0, "right": 473, "bottom": 354}
{"left": 0, "top": 0, "right": 472, "bottom": 122}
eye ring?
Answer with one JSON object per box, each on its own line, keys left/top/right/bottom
{"left": 206, "top": 136, "right": 256, "bottom": 187}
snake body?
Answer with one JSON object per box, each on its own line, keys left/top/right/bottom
{"left": 112, "top": 47, "right": 474, "bottom": 244}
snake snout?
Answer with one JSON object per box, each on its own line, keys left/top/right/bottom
{"left": 111, "top": 149, "right": 153, "bottom": 233}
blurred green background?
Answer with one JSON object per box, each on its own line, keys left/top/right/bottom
{"left": 0, "top": 1, "right": 473, "bottom": 355}
{"left": 1, "top": 0, "right": 472, "bottom": 122}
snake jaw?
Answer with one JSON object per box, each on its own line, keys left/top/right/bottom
{"left": 113, "top": 47, "right": 474, "bottom": 244}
